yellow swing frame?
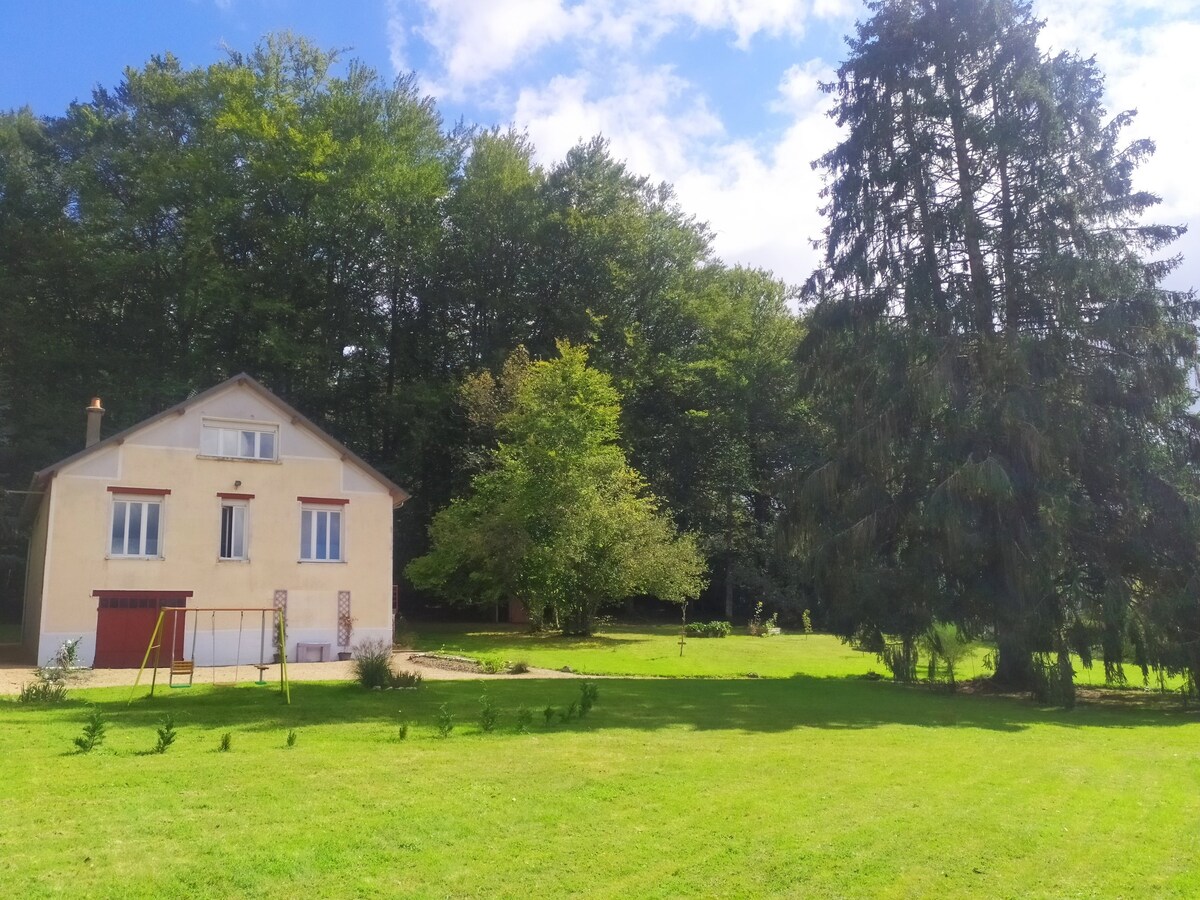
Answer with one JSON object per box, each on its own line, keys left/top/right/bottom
{"left": 127, "top": 606, "right": 290, "bottom": 704}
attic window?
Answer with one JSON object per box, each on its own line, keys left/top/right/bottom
{"left": 201, "top": 421, "right": 278, "bottom": 461}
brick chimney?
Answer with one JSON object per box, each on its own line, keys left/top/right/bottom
{"left": 85, "top": 397, "right": 105, "bottom": 448}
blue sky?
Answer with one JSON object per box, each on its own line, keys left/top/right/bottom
{"left": 3, "top": 0, "right": 1199, "bottom": 290}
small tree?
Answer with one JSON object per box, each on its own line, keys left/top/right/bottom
{"left": 408, "top": 342, "right": 707, "bottom": 635}
{"left": 921, "top": 622, "right": 973, "bottom": 691}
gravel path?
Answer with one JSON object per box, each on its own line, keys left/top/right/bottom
{"left": 0, "top": 651, "right": 579, "bottom": 695}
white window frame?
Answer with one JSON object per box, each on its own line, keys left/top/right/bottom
{"left": 219, "top": 500, "right": 249, "bottom": 561}
{"left": 109, "top": 496, "right": 164, "bottom": 559}
{"left": 200, "top": 419, "right": 279, "bottom": 461}
{"left": 299, "top": 504, "right": 344, "bottom": 562}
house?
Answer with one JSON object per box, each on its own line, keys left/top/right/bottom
{"left": 20, "top": 374, "right": 409, "bottom": 668}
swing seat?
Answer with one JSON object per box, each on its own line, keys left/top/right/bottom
{"left": 169, "top": 659, "right": 195, "bottom": 688}
{"left": 251, "top": 663, "right": 271, "bottom": 685}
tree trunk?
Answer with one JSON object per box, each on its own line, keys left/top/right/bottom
{"left": 724, "top": 555, "right": 734, "bottom": 621}
{"left": 940, "top": 64, "right": 993, "bottom": 336}
{"left": 994, "top": 629, "right": 1034, "bottom": 688}
{"left": 724, "top": 491, "right": 735, "bottom": 621}
{"left": 900, "top": 88, "right": 946, "bottom": 331}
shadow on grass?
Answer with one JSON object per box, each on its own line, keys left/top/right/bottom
{"left": 31, "top": 674, "right": 1197, "bottom": 738}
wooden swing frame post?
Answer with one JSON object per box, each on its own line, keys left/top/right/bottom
{"left": 278, "top": 611, "right": 290, "bottom": 704}
{"left": 128, "top": 606, "right": 289, "bottom": 705}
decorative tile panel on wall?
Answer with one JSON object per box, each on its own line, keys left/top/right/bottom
{"left": 337, "top": 591, "right": 352, "bottom": 647}
{"left": 273, "top": 590, "right": 287, "bottom": 648}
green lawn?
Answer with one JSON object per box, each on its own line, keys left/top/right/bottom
{"left": 409, "top": 623, "right": 1186, "bottom": 689}
{"left": 411, "top": 624, "right": 890, "bottom": 678}
{"left": 3, "top": 666, "right": 1198, "bottom": 897}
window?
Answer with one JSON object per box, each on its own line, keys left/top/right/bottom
{"left": 220, "top": 502, "right": 247, "bottom": 560}
{"left": 300, "top": 505, "right": 343, "bottom": 561}
{"left": 201, "top": 422, "right": 277, "bottom": 460}
{"left": 110, "top": 498, "right": 162, "bottom": 557}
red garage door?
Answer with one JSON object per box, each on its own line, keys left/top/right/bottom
{"left": 93, "top": 591, "right": 192, "bottom": 668}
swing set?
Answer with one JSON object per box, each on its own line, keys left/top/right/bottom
{"left": 127, "top": 606, "right": 291, "bottom": 704}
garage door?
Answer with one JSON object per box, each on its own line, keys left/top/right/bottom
{"left": 93, "top": 591, "right": 192, "bottom": 668}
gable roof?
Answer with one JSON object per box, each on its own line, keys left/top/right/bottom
{"left": 31, "top": 373, "right": 411, "bottom": 506}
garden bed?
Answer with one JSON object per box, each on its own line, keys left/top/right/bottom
{"left": 406, "top": 652, "right": 491, "bottom": 674}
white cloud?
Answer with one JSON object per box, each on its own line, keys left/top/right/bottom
{"left": 646, "top": 0, "right": 814, "bottom": 48}
{"left": 513, "top": 65, "right": 724, "bottom": 177}
{"left": 771, "top": 58, "right": 831, "bottom": 114}
{"left": 396, "top": 0, "right": 1198, "bottom": 289}
{"left": 671, "top": 60, "right": 839, "bottom": 284}
{"left": 393, "top": 0, "right": 853, "bottom": 284}
{"left": 413, "top": 0, "right": 589, "bottom": 97}
{"left": 399, "top": 0, "right": 851, "bottom": 97}
{"left": 512, "top": 57, "right": 837, "bottom": 286}
{"left": 1036, "top": 0, "right": 1200, "bottom": 289}
{"left": 385, "top": 0, "right": 408, "bottom": 74}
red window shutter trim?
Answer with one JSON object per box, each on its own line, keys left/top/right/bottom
{"left": 107, "top": 486, "right": 171, "bottom": 496}
{"left": 92, "top": 590, "right": 194, "bottom": 600}
{"left": 217, "top": 492, "right": 256, "bottom": 500}
{"left": 297, "top": 496, "right": 350, "bottom": 505}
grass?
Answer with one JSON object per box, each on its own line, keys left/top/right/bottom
{"left": 409, "top": 624, "right": 1190, "bottom": 690}
{"left": 412, "top": 624, "right": 889, "bottom": 678}
{"left": 2, "top": 672, "right": 1199, "bottom": 898}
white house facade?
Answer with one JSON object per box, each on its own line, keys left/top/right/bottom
{"left": 21, "top": 375, "right": 408, "bottom": 668}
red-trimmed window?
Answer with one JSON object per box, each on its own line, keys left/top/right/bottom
{"left": 220, "top": 500, "right": 248, "bottom": 560}
{"left": 300, "top": 503, "right": 343, "bottom": 562}
{"left": 110, "top": 494, "right": 164, "bottom": 558}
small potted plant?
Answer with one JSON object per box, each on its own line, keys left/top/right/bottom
{"left": 337, "top": 612, "right": 356, "bottom": 661}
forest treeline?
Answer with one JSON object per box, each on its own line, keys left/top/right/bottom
{"left": 3, "top": 0, "right": 1199, "bottom": 695}
{"left": 0, "top": 35, "right": 810, "bottom": 628}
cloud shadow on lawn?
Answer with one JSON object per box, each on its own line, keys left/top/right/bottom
{"left": 62, "top": 673, "right": 1200, "bottom": 737}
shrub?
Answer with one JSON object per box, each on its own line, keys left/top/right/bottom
{"left": 579, "top": 681, "right": 599, "bottom": 716}
{"left": 921, "top": 622, "right": 972, "bottom": 690}
{"left": 389, "top": 669, "right": 423, "bottom": 689}
{"left": 684, "top": 621, "right": 732, "bottom": 638}
{"left": 478, "top": 657, "right": 508, "bottom": 674}
{"left": 18, "top": 672, "right": 68, "bottom": 704}
{"left": 515, "top": 707, "right": 533, "bottom": 732}
{"left": 73, "top": 708, "right": 106, "bottom": 753}
{"left": 479, "top": 690, "right": 498, "bottom": 733}
{"left": 153, "top": 715, "right": 177, "bottom": 754}
{"left": 286, "top": 729, "right": 298, "bottom": 748}
{"left": 748, "top": 603, "right": 780, "bottom": 636}
{"left": 508, "top": 660, "right": 531, "bottom": 674}
{"left": 218, "top": 732, "right": 233, "bottom": 752}
{"left": 352, "top": 639, "right": 395, "bottom": 689}
{"left": 1031, "top": 651, "right": 1077, "bottom": 709}
{"left": 543, "top": 705, "right": 557, "bottom": 726}
{"left": 436, "top": 703, "right": 454, "bottom": 738}
{"left": 53, "top": 637, "right": 82, "bottom": 670}
{"left": 393, "top": 614, "right": 414, "bottom": 648}
{"left": 802, "top": 609, "right": 814, "bottom": 635}
{"left": 880, "top": 639, "right": 919, "bottom": 683}
{"left": 397, "top": 722, "right": 409, "bottom": 741}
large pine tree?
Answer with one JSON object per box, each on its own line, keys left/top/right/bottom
{"left": 793, "top": 0, "right": 1200, "bottom": 692}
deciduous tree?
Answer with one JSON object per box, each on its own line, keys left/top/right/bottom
{"left": 407, "top": 343, "right": 707, "bottom": 634}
